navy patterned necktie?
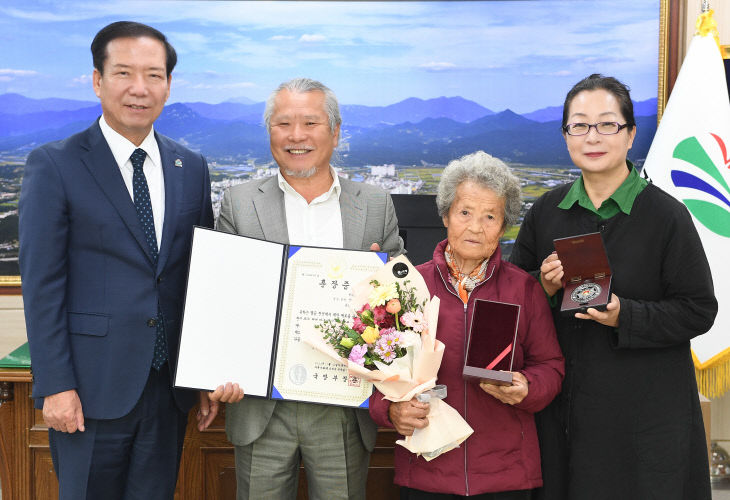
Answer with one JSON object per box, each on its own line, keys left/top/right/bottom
{"left": 130, "top": 148, "right": 167, "bottom": 370}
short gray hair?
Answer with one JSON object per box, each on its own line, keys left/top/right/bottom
{"left": 436, "top": 151, "right": 522, "bottom": 227}
{"left": 263, "top": 77, "right": 342, "bottom": 134}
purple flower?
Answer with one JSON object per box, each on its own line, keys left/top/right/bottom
{"left": 374, "top": 341, "right": 396, "bottom": 363}
{"left": 374, "top": 332, "right": 399, "bottom": 363}
{"left": 380, "top": 349, "right": 396, "bottom": 363}
{"left": 389, "top": 330, "right": 404, "bottom": 346}
{"left": 348, "top": 344, "right": 368, "bottom": 366}
{"left": 376, "top": 329, "right": 398, "bottom": 350}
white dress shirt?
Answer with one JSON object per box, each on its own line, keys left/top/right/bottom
{"left": 99, "top": 116, "right": 165, "bottom": 249}
{"left": 277, "top": 167, "right": 344, "bottom": 248}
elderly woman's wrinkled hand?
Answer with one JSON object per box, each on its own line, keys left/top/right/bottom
{"left": 388, "top": 398, "right": 430, "bottom": 436}
{"left": 575, "top": 293, "right": 620, "bottom": 327}
{"left": 480, "top": 371, "right": 529, "bottom": 406}
{"left": 540, "top": 252, "right": 564, "bottom": 297}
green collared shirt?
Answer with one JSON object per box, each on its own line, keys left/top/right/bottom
{"left": 539, "top": 160, "right": 648, "bottom": 305}
{"left": 557, "top": 160, "right": 648, "bottom": 220}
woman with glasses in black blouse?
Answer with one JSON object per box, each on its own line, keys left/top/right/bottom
{"left": 510, "top": 74, "right": 717, "bottom": 500}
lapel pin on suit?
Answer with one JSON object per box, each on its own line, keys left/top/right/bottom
{"left": 174, "top": 159, "right": 183, "bottom": 168}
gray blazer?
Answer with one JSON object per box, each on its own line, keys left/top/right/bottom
{"left": 217, "top": 174, "right": 404, "bottom": 451}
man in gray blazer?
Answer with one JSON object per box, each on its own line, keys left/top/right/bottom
{"left": 216, "top": 78, "right": 403, "bottom": 500}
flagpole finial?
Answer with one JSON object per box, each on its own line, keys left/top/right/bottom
{"left": 695, "top": 3, "right": 720, "bottom": 46}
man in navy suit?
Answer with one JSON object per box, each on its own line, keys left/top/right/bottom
{"left": 19, "top": 21, "right": 241, "bottom": 500}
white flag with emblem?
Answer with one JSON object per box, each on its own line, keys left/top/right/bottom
{"left": 643, "top": 28, "right": 730, "bottom": 397}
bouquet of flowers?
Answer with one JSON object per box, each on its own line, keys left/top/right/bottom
{"left": 315, "top": 277, "right": 427, "bottom": 370}
{"left": 306, "top": 255, "right": 473, "bottom": 461}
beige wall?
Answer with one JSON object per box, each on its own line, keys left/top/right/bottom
{"left": 682, "top": 1, "right": 730, "bottom": 58}
{"left": 0, "top": 295, "right": 26, "bottom": 359}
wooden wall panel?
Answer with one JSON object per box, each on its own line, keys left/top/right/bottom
{"left": 31, "top": 451, "right": 57, "bottom": 500}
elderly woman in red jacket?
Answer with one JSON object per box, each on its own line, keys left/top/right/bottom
{"left": 369, "top": 151, "right": 564, "bottom": 500}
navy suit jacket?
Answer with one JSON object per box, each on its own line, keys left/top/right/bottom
{"left": 19, "top": 120, "right": 213, "bottom": 419}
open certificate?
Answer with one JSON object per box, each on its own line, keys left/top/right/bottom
{"left": 174, "top": 227, "right": 386, "bottom": 408}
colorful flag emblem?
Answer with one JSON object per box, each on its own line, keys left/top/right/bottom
{"left": 643, "top": 27, "right": 730, "bottom": 396}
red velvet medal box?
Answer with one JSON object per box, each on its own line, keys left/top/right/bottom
{"left": 553, "top": 232, "right": 612, "bottom": 314}
{"left": 462, "top": 299, "right": 520, "bottom": 386}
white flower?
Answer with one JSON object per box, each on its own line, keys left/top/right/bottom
{"left": 368, "top": 282, "right": 398, "bottom": 308}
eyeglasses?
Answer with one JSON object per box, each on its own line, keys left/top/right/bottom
{"left": 563, "top": 122, "right": 630, "bottom": 136}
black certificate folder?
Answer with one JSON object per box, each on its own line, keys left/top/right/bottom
{"left": 175, "top": 226, "right": 386, "bottom": 408}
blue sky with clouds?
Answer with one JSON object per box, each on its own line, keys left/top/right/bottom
{"left": 0, "top": 0, "right": 660, "bottom": 112}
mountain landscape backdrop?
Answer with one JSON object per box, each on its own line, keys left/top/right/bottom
{"left": 0, "top": 93, "right": 658, "bottom": 167}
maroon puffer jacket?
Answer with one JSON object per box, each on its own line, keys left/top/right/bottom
{"left": 369, "top": 239, "right": 564, "bottom": 496}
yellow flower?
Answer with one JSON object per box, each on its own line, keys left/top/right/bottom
{"left": 361, "top": 326, "right": 380, "bottom": 344}
{"left": 368, "top": 282, "right": 398, "bottom": 308}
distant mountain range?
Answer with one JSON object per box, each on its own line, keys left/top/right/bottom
{"left": 0, "top": 93, "right": 658, "bottom": 166}
{"left": 521, "top": 98, "right": 658, "bottom": 123}
{"left": 344, "top": 111, "right": 657, "bottom": 166}
{"left": 0, "top": 93, "right": 98, "bottom": 114}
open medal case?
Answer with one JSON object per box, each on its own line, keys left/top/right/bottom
{"left": 553, "top": 232, "right": 612, "bottom": 314}
{"left": 462, "top": 299, "right": 520, "bottom": 386}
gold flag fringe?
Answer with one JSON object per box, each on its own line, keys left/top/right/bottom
{"left": 694, "top": 348, "right": 730, "bottom": 399}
